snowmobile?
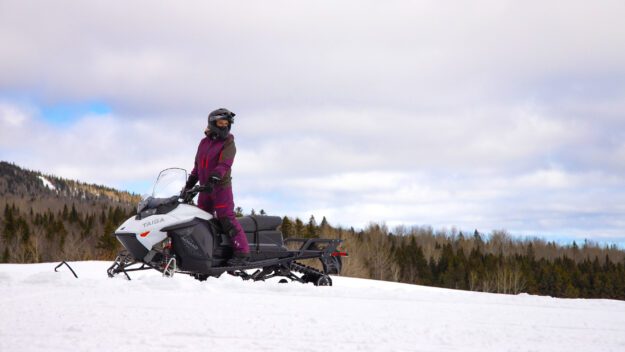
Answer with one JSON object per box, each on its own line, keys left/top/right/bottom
{"left": 107, "top": 168, "right": 346, "bottom": 286}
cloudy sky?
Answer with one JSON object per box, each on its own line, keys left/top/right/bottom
{"left": 1, "top": 1, "right": 625, "bottom": 244}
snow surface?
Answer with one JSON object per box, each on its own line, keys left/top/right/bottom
{"left": 37, "top": 175, "right": 56, "bottom": 190}
{"left": 1, "top": 262, "right": 625, "bottom": 352}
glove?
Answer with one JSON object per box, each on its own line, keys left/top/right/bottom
{"left": 185, "top": 174, "right": 199, "bottom": 190}
{"left": 180, "top": 174, "right": 199, "bottom": 197}
{"left": 208, "top": 173, "right": 222, "bottom": 184}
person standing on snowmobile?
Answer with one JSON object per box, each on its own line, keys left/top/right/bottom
{"left": 183, "top": 108, "right": 250, "bottom": 266}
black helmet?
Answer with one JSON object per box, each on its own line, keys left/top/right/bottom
{"left": 207, "top": 108, "right": 235, "bottom": 140}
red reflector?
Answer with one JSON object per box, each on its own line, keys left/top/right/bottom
{"left": 332, "top": 252, "right": 348, "bottom": 257}
{"left": 139, "top": 231, "right": 150, "bottom": 238}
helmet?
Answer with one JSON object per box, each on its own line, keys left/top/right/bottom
{"left": 207, "top": 108, "right": 235, "bottom": 140}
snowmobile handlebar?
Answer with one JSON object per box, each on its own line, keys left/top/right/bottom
{"left": 180, "top": 184, "right": 214, "bottom": 203}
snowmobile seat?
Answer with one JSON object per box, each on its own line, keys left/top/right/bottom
{"left": 238, "top": 215, "right": 282, "bottom": 233}
{"left": 238, "top": 216, "right": 288, "bottom": 258}
{"left": 245, "top": 230, "right": 285, "bottom": 248}
{"left": 246, "top": 231, "right": 289, "bottom": 260}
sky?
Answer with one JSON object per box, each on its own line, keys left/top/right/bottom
{"left": 1, "top": 1, "right": 625, "bottom": 244}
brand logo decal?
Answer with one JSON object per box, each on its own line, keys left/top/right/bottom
{"left": 181, "top": 235, "right": 199, "bottom": 250}
{"left": 143, "top": 218, "right": 165, "bottom": 228}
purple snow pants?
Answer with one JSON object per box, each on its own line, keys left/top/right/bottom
{"left": 198, "top": 185, "right": 249, "bottom": 254}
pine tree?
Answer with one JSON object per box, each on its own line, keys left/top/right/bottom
{"left": 320, "top": 216, "right": 329, "bottom": 228}
{"left": 1, "top": 246, "right": 9, "bottom": 263}
{"left": 306, "top": 215, "right": 318, "bottom": 238}
{"left": 413, "top": 244, "right": 430, "bottom": 284}
{"left": 69, "top": 203, "right": 79, "bottom": 223}
{"left": 294, "top": 218, "right": 305, "bottom": 237}
{"left": 3, "top": 203, "right": 16, "bottom": 242}
{"left": 473, "top": 230, "right": 483, "bottom": 249}
{"left": 319, "top": 216, "right": 330, "bottom": 237}
{"left": 19, "top": 218, "right": 30, "bottom": 244}
{"left": 56, "top": 219, "right": 68, "bottom": 250}
{"left": 97, "top": 221, "right": 119, "bottom": 259}
{"left": 235, "top": 206, "right": 244, "bottom": 217}
{"left": 280, "top": 216, "right": 294, "bottom": 237}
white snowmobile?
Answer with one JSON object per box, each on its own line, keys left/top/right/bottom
{"left": 107, "top": 168, "right": 346, "bottom": 285}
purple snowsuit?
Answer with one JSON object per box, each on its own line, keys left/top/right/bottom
{"left": 190, "top": 133, "right": 249, "bottom": 254}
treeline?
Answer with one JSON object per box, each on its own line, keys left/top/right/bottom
{"left": 280, "top": 215, "right": 625, "bottom": 300}
{"left": 1, "top": 202, "right": 134, "bottom": 262}
{"left": 2, "top": 188, "right": 625, "bottom": 300}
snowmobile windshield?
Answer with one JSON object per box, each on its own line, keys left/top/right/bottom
{"left": 135, "top": 168, "right": 187, "bottom": 217}
{"left": 153, "top": 168, "right": 187, "bottom": 198}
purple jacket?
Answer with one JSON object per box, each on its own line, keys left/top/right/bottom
{"left": 190, "top": 133, "right": 236, "bottom": 187}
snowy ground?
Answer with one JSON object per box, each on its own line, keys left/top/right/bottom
{"left": 1, "top": 262, "right": 625, "bottom": 352}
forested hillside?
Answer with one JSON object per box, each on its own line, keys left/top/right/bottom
{"left": 280, "top": 217, "right": 625, "bottom": 300}
{"left": 0, "top": 162, "right": 138, "bottom": 262}
{"left": 2, "top": 161, "right": 625, "bottom": 300}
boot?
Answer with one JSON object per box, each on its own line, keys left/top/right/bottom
{"left": 227, "top": 252, "right": 250, "bottom": 267}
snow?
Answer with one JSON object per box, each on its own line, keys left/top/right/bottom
{"left": 1, "top": 262, "right": 625, "bottom": 352}
{"left": 37, "top": 175, "right": 56, "bottom": 190}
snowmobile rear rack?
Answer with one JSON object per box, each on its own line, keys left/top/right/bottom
{"left": 284, "top": 237, "right": 342, "bottom": 255}
{"left": 284, "top": 237, "right": 347, "bottom": 274}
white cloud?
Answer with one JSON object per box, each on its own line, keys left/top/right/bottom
{"left": 2, "top": 1, "right": 625, "bottom": 111}
{"left": 1, "top": 1, "right": 625, "bottom": 242}
{"left": 0, "top": 105, "right": 202, "bottom": 192}
{"left": 0, "top": 101, "right": 30, "bottom": 128}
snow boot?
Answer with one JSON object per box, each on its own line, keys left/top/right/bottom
{"left": 227, "top": 252, "right": 250, "bottom": 267}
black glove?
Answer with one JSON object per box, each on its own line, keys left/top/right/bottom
{"left": 185, "top": 174, "right": 199, "bottom": 190}
{"left": 208, "top": 173, "right": 222, "bottom": 184}
{"left": 181, "top": 174, "right": 199, "bottom": 197}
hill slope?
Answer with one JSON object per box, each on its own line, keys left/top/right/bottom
{"left": 0, "top": 161, "right": 138, "bottom": 204}
{"left": 1, "top": 261, "right": 624, "bottom": 352}
{"left": 0, "top": 161, "right": 139, "bottom": 262}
